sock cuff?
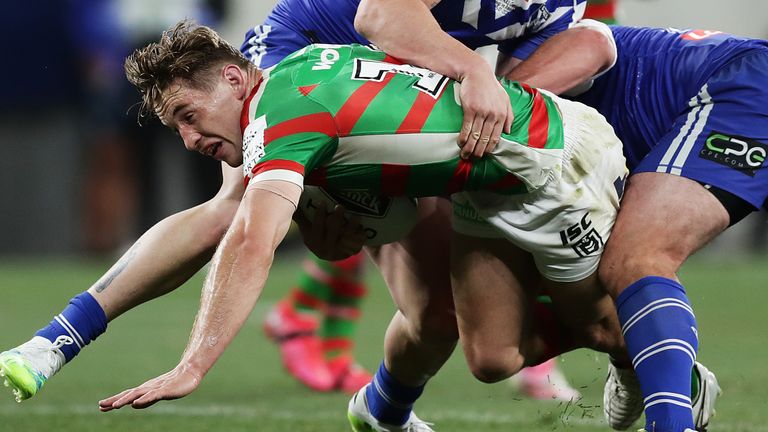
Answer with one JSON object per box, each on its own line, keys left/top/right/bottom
{"left": 75, "top": 291, "right": 108, "bottom": 323}
{"left": 616, "top": 276, "right": 686, "bottom": 311}
{"left": 71, "top": 292, "right": 108, "bottom": 338}
{"left": 375, "top": 362, "right": 425, "bottom": 401}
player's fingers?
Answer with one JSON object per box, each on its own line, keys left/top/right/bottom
{"left": 111, "top": 388, "right": 147, "bottom": 410}
{"left": 99, "top": 388, "right": 135, "bottom": 411}
{"left": 473, "top": 117, "right": 498, "bottom": 158}
{"left": 482, "top": 121, "right": 504, "bottom": 156}
{"left": 339, "top": 238, "right": 365, "bottom": 257}
{"left": 461, "top": 115, "right": 482, "bottom": 159}
{"left": 99, "top": 391, "right": 127, "bottom": 408}
{"left": 457, "top": 118, "right": 474, "bottom": 147}
{"left": 132, "top": 390, "right": 164, "bottom": 409}
{"left": 323, "top": 205, "right": 345, "bottom": 247}
{"left": 340, "top": 223, "right": 366, "bottom": 250}
{"left": 307, "top": 201, "right": 329, "bottom": 245}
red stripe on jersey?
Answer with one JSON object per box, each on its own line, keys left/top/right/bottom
{"left": 250, "top": 159, "right": 305, "bottom": 177}
{"left": 486, "top": 173, "right": 522, "bottom": 190}
{"left": 265, "top": 112, "right": 337, "bottom": 145}
{"left": 305, "top": 166, "right": 328, "bottom": 188}
{"left": 521, "top": 83, "right": 549, "bottom": 149}
{"left": 381, "top": 164, "right": 411, "bottom": 196}
{"left": 240, "top": 78, "right": 263, "bottom": 133}
{"left": 298, "top": 84, "right": 319, "bottom": 96}
{"left": 383, "top": 54, "right": 404, "bottom": 65}
{"left": 446, "top": 159, "right": 474, "bottom": 193}
{"left": 397, "top": 91, "right": 441, "bottom": 133}
{"left": 584, "top": 2, "right": 616, "bottom": 19}
{"left": 335, "top": 74, "right": 395, "bottom": 136}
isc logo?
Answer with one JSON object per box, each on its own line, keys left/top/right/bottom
{"left": 312, "top": 48, "right": 340, "bottom": 70}
{"left": 559, "top": 213, "right": 604, "bottom": 257}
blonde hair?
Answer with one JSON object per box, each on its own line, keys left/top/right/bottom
{"left": 124, "top": 20, "right": 251, "bottom": 120}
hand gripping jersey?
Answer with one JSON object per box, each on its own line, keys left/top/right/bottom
{"left": 241, "top": 44, "right": 565, "bottom": 197}
{"left": 573, "top": 26, "right": 768, "bottom": 209}
{"left": 242, "top": 0, "right": 586, "bottom": 68}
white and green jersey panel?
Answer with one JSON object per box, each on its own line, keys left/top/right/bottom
{"left": 241, "top": 44, "right": 565, "bottom": 196}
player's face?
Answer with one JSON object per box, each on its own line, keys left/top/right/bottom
{"left": 159, "top": 78, "right": 245, "bottom": 167}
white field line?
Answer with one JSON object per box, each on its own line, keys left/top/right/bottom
{"left": 0, "top": 404, "right": 766, "bottom": 431}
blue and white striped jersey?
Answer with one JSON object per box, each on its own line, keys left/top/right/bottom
{"left": 241, "top": 0, "right": 585, "bottom": 68}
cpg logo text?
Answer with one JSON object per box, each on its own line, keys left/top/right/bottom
{"left": 699, "top": 132, "right": 767, "bottom": 177}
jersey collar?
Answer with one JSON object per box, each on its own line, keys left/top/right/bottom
{"left": 240, "top": 76, "right": 264, "bottom": 134}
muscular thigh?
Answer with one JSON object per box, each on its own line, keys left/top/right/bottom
{"left": 449, "top": 233, "right": 539, "bottom": 358}
{"left": 600, "top": 172, "right": 729, "bottom": 293}
{"left": 365, "top": 197, "right": 454, "bottom": 318}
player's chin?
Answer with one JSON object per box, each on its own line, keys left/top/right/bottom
{"left": 223, "top": 154, "right": 243, "bottom": 167}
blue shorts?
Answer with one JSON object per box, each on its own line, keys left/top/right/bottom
{"left": 635, "top": 48, "right": 768, "bottom": 210}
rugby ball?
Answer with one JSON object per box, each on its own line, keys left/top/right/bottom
{"left": 298, "top": 186, "right": 418, "bottom": 246}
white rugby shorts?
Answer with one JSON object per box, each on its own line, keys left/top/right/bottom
{"left": 452, "top": 95, "right": 628, "bottom": 283}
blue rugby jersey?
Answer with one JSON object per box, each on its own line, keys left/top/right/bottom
{"left": 573, "top": 25, "right": 768, "bottom": 170}
{"left": 242, "top": 0, "right": 586, "bottom": 68}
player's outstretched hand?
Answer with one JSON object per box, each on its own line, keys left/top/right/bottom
{"left": 456, "top": 67, "right": 513, "bottom": 160}
{"left": 98, "top": 364, "right": 202, "bottom": 411}
{"left": 296, "top": 201, "right": 367, "bottom": 261}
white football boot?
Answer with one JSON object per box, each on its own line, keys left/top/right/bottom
{"left": 347, "top": 384, "right": 434, "bottom": 432}
{"left": 0, "top": 336, "right": 68, "bottom": 402}
{"left": 691, "top": 362, "right": 722, "bottom": 431}
{"left": 606, "top": 361, "right": 722, "bottom": 432}
{"left": 604, "top": 362, "right": 644, "bottom": 430}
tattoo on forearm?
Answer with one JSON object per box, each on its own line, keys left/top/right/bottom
{"left": 92, "top": 241, "right": 141, "bottom": 293}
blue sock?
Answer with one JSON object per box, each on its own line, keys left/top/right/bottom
{"left": 35, "top": 292, "right": 108, "bottom": 362}
{"left": 617, "top": 277, "right": 698, "bottom": 432}
{"left": 365, "top": 362, "right": 425, "bottom": 425}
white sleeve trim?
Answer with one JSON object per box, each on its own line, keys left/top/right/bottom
{"left": 249, "top": 169, "right": 305, "bottom": 189}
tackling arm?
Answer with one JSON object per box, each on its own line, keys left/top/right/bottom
{"left": 99, "top": 180, "right": 301, "bottom": 410}
{"left": 496, "top": 20, "right": 617, "bottom": 95}
{"left": 355, "top": 0, "right": 512, "bottom": 157}
{"left": 356, "top": 0, "right": 487, "bottom": 83}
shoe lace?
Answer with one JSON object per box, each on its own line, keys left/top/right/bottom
{"left": 51, "top": 335, "right": 74, "bottom": 350}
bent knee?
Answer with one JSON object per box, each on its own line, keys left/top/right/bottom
{"left": 465, "top": 347, "right": 524, "bottom": 383}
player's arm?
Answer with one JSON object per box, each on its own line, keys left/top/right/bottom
{"left": 496, "top": 20, "right": 617, "bottom": 95}
{"left": 355, "top": 0, "right": 512, "bottom": 158}
{"left": 99, "top": 179, "right": 301, "bottom": 411}
{"left": 88, "top": 163, "right": 244, "bottom": 320}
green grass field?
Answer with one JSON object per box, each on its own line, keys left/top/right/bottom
{"left": 1, "top": 251, "right": 767, "bottom": 431}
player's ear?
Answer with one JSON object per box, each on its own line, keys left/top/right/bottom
{"left": 222, "top": 64, "right": 246, "bottom": 97}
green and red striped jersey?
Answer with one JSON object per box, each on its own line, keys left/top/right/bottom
{"left": 241, "top": 44, "right": 565, "bottom": 197}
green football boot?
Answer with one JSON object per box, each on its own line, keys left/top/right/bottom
{"left": 0, "top": 336, "right": 68, "bottom": 402}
